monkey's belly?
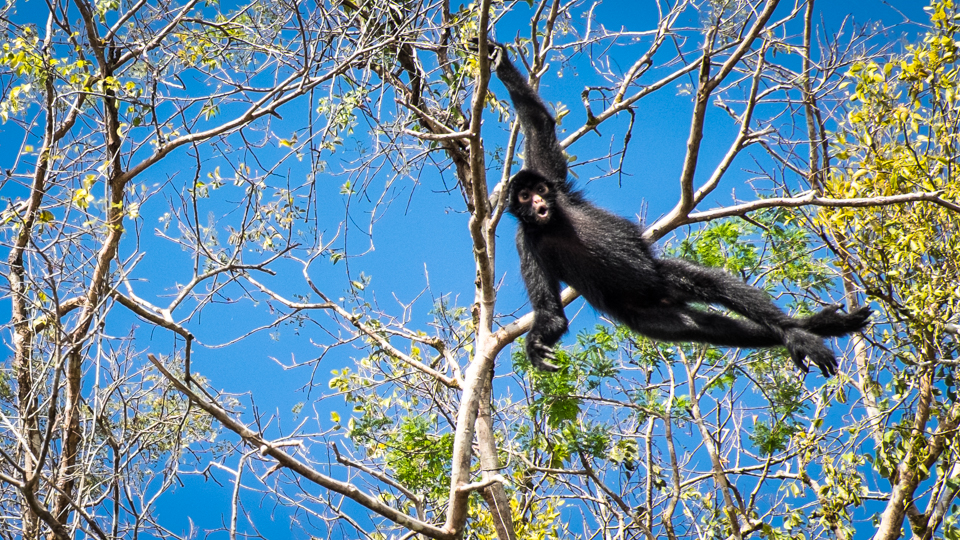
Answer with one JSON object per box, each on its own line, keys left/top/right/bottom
{"left": 556, "top": 254, "right": 665, "bottom": 315}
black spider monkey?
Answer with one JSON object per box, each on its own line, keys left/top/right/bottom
{"left": 485, "top": 41, "right": 871, "bottom": 376}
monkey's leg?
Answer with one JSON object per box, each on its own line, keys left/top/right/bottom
{"left": 655, "top": 259, "right": 839, "bottom": 376}
{"left": 657, "top": 258, "right": 868, "bottom": 336}
{"left": 625, "top": 307, "right": 782, "bottom": 347}
{"left": 626, "top": 307, "right": 835, "bottom": 376}
{"left": 657, "top": 259, "right": 796, "bottom": 326}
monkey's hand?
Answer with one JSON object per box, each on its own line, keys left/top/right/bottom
{"left": 467, "top": 37, "right": 505, "bottom": 70}
{"left": 783, "top": 328, "right": 838, "bottom": 378}
{"left": 526, "top": 337, "right": 561, "bottom": 372}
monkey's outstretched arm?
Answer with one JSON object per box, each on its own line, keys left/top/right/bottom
{"left": 518, "top": 237, "right": 566, "bottom": 371}
{"left": 491, "top": 46, "right": 568, "bottom": 183}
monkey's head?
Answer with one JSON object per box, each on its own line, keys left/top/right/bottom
{"left": 507, "top": 170, "right": 557, "bottom": 227}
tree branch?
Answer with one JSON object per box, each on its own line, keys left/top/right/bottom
{"left": 147, "top": 354, "right": 454, "bottom": 540}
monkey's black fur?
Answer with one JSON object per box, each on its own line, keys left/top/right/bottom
{"left": 489, "top": 43, "right": 870, "bottom": 376}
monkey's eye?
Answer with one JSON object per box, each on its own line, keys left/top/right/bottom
{"left": 517, "top": 189, "right": 531, "bottom": 203}
{"left": 536, "top": 183, "right": 549, "bottom": 195}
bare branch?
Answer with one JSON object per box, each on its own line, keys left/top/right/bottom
{"left": 147, "top": 354, "right": 455, "bottom": 539}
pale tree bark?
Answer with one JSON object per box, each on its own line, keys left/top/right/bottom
{"left": 7, "top": 11, "right": 83, "bottom": 540}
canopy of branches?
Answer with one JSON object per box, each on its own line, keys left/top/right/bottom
{"left": 0, "top": 1, "right": 957, "bottom": 540}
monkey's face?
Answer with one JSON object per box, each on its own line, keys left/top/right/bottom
{"left": 514, "top": 181, "right": 553, "bottom": 225}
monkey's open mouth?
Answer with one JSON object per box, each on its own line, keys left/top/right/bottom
{"left": 535, "top": 206, "right": 550, "bottom": 222}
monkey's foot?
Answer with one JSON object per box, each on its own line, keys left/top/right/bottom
{"left": 800, "top": 304, "right": 872, "bottom": 337}
{"left": 784, "top": 328, "right": 838, "bottom": 378}
{"left": 528, "top": 340, "right": 561, "bottom": 372}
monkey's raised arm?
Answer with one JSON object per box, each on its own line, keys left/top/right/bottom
{"left": 492, "top": 48, "right": 568, "bottom": 183}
